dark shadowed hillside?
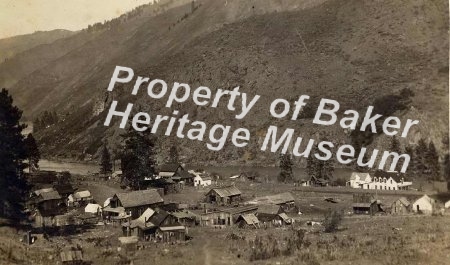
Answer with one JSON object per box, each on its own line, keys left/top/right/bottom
{"left": 2, "top": 0, "right": 448, "bottom": 168}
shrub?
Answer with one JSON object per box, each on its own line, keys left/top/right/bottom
{"left": 323, "top": 210, "right": 343, "bottom": 233}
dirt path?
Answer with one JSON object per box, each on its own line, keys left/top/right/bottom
{"left": 202, "top": 237, "right": 212, "bottom": 265}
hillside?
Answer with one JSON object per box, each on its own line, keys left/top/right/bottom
{"left": 2, "top": 0, "right": 448, "bottom": 169}
{"left": 0, "top": 29, "right": 74, "bottom": 62}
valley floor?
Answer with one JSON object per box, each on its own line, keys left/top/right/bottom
{"left": 1, "top": 178, "right": 450, "bottom": 265}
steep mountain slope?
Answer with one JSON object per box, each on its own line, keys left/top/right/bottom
{"left": 0, "top": 29, "right": 74, "bottom": 62}
{"left": 7, "top": 0, "right": 321, "bottom": 117}
{"left": 4, "top": 0, "right": 448, "bottom": 166}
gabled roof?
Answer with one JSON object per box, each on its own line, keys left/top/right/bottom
{"left": 177, "top": 170, "right": 194, "bottom": 179}
{"left": 397, "top": 197, "right": 410, "bottom": 207}
{"left": 207, "top": 186, "right": 241, "bottom": 198}
{"left": 159, "top": 163, "right": 183, "bottom": 172}
{"left": 34, "top": 188, "right": 55, "bottom": 196}
{"left": 38, "top": 190, "right": 62, "bottom": 201}
{"left": 257, "top": 205, "right": 281, "bottom": 215}
{"left": 84, "top": 203, "right": 102, "bottom": 213}
{"left": 129, "top": 208, "right": 156, "bottom": 229}
{"left": 278, "top": 213, "right": 291, "bottom": 222}
{"left": 412, "top": 194, "right": 433, "bottom": 204}
{"left": 225, "top": 205, "right": 258, "bottom": 215}
{"left": 350, "top": 172, "right": 371, "bottom": 181}
{"left": 237, "top": 213, "right": 259, "bottom": 225}
{"left": 74, "top": 190, "right": 91, "bottom": 199}
{"left": 247, "top": 192, "right": 295, "bottom": 205}
{"left": 149, "top": 210, "right": 170, "bottom": 227}
{"left": 115, "top": 189, "right": 164, "bottom": 208}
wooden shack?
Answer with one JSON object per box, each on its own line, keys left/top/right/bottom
{"left": 205, "top": 186, "right": 242, "bottom": 205}
{"left": 110, "top": 189, "right": 164, "bottom": 218}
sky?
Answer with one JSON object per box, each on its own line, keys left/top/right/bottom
{"left": 0, "top": 0, "right": 154, "bottom": 39}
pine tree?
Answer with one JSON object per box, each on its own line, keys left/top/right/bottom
{"left": 24, "top": 133, "right": 40, "bottom": 172}
{"left": 405, "top": 145, "right": 416, "bottom": 174}
{"left": 278, "top": 153, "right": 293, "bottom": 183}
{"left": 120, "top": 126, "right": 158, "bottom": 190}
{"left": 426, "top": 141, "right": 440, "bottom": 180}
{"left": 307, "top": 143, "right": 334, "bottom": 181}
{"left": 442, "top": 136, "right": 450, "bottom": 183}
{"left": 306, "top": 152, "right": 316, "bottom": 178}
{"left": 168, "top": 145, "right": 179, "bottom": 164}
{"left": 415, "top": 138, "right": 428, "bottom": 173}
{"left": 389, "top": 136, "right": 403, "bottom": 172}
{"left": 99, "top": 143, "right": 113, "bottom": 175}
{"left": 0, "top": 88, "right": 29, "bottom": 218}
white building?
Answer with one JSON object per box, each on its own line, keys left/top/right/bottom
{"left": 412, "top": 195, "right": 434, "bottom": 214}
{"left": 194, "top": 174, "right": 212, "bottom": 187}
{"left": 348, "top": 172, "right": 412, "bottom": 191}
{"left": 347, "top": 172, "right": 372, "bottom": 188}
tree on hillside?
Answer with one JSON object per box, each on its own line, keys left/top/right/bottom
{"left": 405, "top": 145, "right": 417, "bottom": 175}
{"left": 99, "top": 143, "right": 113, "bottom": 175}
{"left": 415, "top": 138, "right": 428, "bottom": 173}
{"left": 168, "top": 145, "right": 179, "bottom": 164}
{"left": 307, "top": 143, "right": 335, "bottom": 181}
{"left": 0, "top": 88, "right": 29, "bottom": 218}
{"left": 120, "top": 126, "right": 158, "bottom": 190}
{"left": 426, "top": 141, "right": 440, "bottom": 180}
{"left": 278, "top": 153, "right": 293, "bottom": 183}
{"left": 24, "top": 133, "right": 40, "bottom": 172}
{"left": 442, "top": 136, "right": 450, "bottom": 185}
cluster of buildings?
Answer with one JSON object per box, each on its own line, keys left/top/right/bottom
{"left": 351, "top": 193, "right": 446, "bottom": 216}
{"left": 26, "top": 167, "right": 450, "bottom": 247}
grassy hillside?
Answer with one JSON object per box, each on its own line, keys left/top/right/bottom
{"left": 0, "top": 29, "right": 74, "bottom": 63}
{"left": 2, "top": 0, "right": 448, "bottom": 169}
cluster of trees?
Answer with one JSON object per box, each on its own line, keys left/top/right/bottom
{"left": 306, "top": 141, "right": 335, "bottom": 181}
{"left": 99, "top": 126, "right": 159, "bottom": 190}
{"left": 404, "top": 137, "right": 442, "bottom": 180}
{"left": 350, "top": 88, "right": 415, "bottom": 160}
{"left": 0, "top": 89, "right": 40, "bottom": 219}
{"left": 33, "top": 110, "right": 58, "bottom": 132}
{"left": 278, "top": 153, "right": 294, "bottom": 183}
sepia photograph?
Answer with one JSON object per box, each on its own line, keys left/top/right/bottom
{"left": 0, "top": 0, "right": 449, "bottom": 264}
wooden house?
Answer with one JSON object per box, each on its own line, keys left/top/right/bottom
{"left": 158, "top": 163, "right": 183, "bottom": 178}
{"left": 412, "top": 195, "right": 434, "bottom": 215}
{"left": 123, "top": 208, "right": 157, "bottom": 239}
{"left": 158, "top": 163, "right": 194, "bottom": 184}
{"left": 68, "top": 190, "right": 93, "bottom": 206}
{"left": 236, "top": 213, "right": 260, "bottom": 228}
{"left": 247, "top": 192, "right": 297, "bottom": 213}
{"left": 301, "top": 176, "right": 329, "bottom": 187}
{"left": 381, "top": 197, "right": 411, "bottom": 215}
{"left": 352, "top": 194, "right": 381, "bottom": 215}
{"left": 194, "top": 174, "right": 212, "bottom": 187}
{"left": 170, "top": 210, "right": 197, "bottom": 227}
{"left": 205, "top": 186, "right": 242, "bottom": 205}
{"left": 110, "top": 189, "right": 164, "bottom": 218}
{"left": 197, "top": 205, "right": 258, "bottom": 226}
{"left": 35, "top": 190, "right": 65, "bottom": 212}
{"left": 156, "top": 226, "right": 187, "bottom": 243}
